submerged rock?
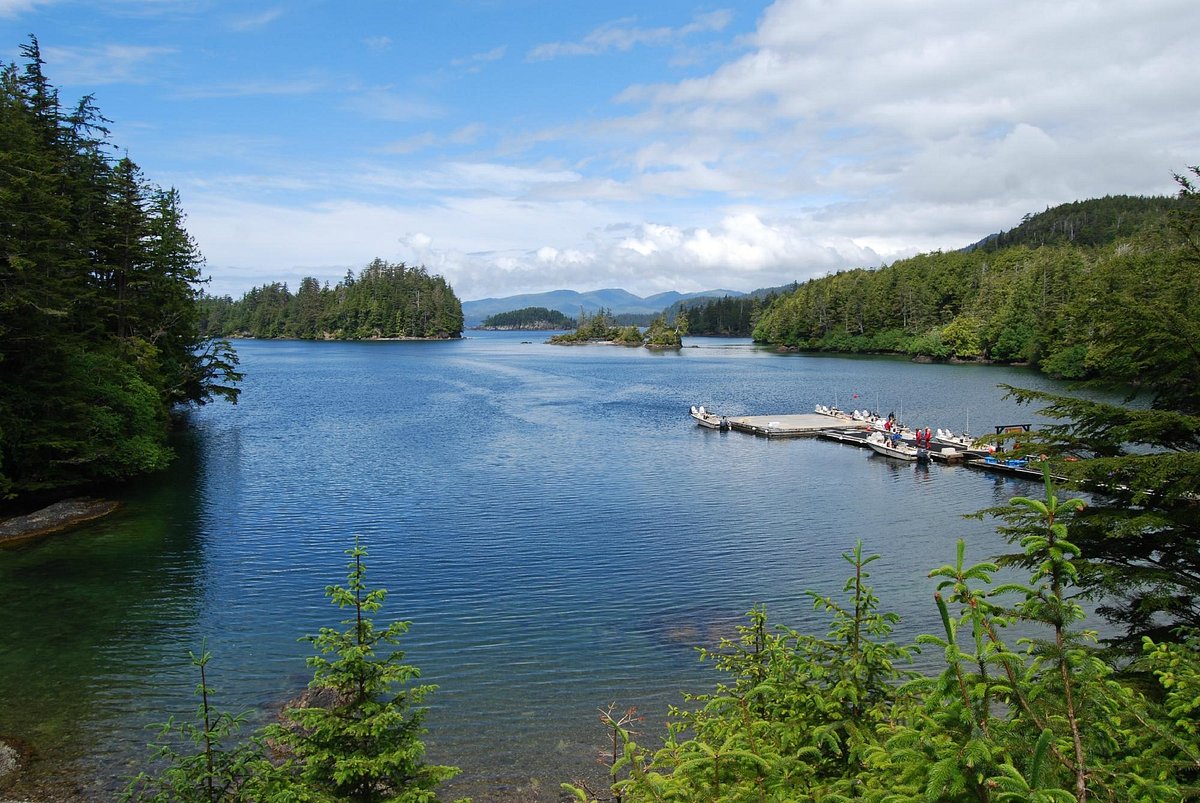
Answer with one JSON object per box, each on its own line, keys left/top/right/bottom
{"left": 0, "top": 499, "right": 119, "bottom": 545}
{"left": 0, "top": 739, "right": 18, "bottom": 782}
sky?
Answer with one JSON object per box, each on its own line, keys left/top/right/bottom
{"left": 2, "top": 1, "right": 1198, "bottom": 301}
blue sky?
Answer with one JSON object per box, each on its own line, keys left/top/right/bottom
{"left": 3, "top": 1, "right": 1198, "bottom": 301}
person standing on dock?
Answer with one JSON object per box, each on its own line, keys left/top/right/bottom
{"left": 924, "top": 427, "right": 932, "bottom": 447}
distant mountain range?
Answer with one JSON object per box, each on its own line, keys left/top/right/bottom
{"left": 461, "top": 288, "right": 744, "bottom": 326}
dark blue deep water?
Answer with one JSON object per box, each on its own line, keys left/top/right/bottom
{"left": 0, "top": 333, "right": 1080, "bottom": 799}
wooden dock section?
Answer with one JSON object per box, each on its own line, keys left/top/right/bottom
{"left": 727, "top": 413, "right": 853, "bottom": 438}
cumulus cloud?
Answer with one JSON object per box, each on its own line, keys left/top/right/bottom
{"left": 189, "top": 0, "right": 1198, "bottom": 300}
{"left": 589, "top": 0, "right": 1196, "bottom": 249}
{"left": 429, "top": 212, "right": 883, "bottom": 299}
{"left": 189, "top": 186, "right": 883, "bottom": 300}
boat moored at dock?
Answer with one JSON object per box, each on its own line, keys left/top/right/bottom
{"left": 934, "top": 428, "right": 976, "bottom": 450}
{"left": 866, "top": 431, "right": 928, "bottom": 462}
{"left": 690, "top": 405, "right": 729, "bottom": 430}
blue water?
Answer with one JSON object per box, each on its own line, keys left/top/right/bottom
{"left": 0, "top": 333, "right": 1079, "bottom": 800}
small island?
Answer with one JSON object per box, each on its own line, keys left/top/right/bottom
{"left": 477, "top": 306, "right": 575, "bottom": 330}
{"left": 547, "top": 308, "right": 686, "bottom": 349}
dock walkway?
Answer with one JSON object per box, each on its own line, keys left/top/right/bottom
{"left": 726, "top": 413, "right": 838, "bottom": 437}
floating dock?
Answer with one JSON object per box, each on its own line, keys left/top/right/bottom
{"left": 708, "top": 411, "right": 1051, "bottom": 478}
{"left": 726, "top": 413, "right": 839, "bottom": 437}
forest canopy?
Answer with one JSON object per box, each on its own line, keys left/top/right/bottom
{"left": 199, "top": 259, "right": 463, "bottom": 341}
{"left": 0, "top": 38, "right": 240, "bottom": 499}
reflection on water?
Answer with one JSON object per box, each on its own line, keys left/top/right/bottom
{"left": 0, "top": 333, "right": 1083, "bottom": 799}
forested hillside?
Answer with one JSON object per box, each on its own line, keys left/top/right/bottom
{"left": 199, "top": 259, "right": 463, "bottom": 340}
{"left": 753, "top": 195, "right": 1186, "bottom": 379}
{"left": 970, "top": 194, "right": 1179, "bottom": 251}
{"left": 0, "top": 39, "right": 240, "bottom": 498}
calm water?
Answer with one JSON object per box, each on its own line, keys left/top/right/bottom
{"left": 0, "top": 333, "right": 1077, "bottom": 800}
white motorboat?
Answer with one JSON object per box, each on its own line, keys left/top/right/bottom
{"left": 934, "top": 428, "right": 975, "bottom": 449}
{"left": 814, "top": 404, "right": 851, "bottom": 420}
{"left": 690, "top": 405, "right": 728, "bottom": 430}
{"left": 866, "top": 431, "right": 924, "bottom": 461}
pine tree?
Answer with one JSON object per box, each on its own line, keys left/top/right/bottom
{"left": 0, "top": 37, "right": 241, "bottom": 496}
{"left": 266, "top": 540, "right": 460, "bottom": 802}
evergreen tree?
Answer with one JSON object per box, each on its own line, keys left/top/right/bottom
{"left": 993, "top": 170, "right": 1200, "bottom": 647}
{"left": 123, "top": 648, "right": 265, "bottom": 803}
{"left": 266, "top": 540, "right": 460, "bottom": 802}
{"left": 0, "top": 37, "right": 241, "bottom": 497}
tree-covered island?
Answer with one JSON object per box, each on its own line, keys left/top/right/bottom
{"left": 477, "top": 306, "right": 575, "bottom": 330}
{"left": 199, "top": 259, "right": 464, "bottom": 341}
{"left": 547, "top": 307, "right": 687, "bottom": 349}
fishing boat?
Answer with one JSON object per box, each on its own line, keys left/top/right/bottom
{"left": 934, "top": 428, "right": 975, "bottom": 450}
{"left": 690, "top": 405, "right": 728, "bottom": 430}
{"left": 866, "top": 431, "right": 924, "bottom": 462}
{"left": 934, "top": 411, "right": 974, "bottom": 449}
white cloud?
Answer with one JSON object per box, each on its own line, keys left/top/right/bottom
{"left": 181, "top": 75, "right": 331, "bottom": 99}
{"left": 450, "top": 45, "right": 506, "bottom": 68}
{"left": 379, "top": 123, "right": 485, "bottom": 155}
{"left": 527, "top": 9, "right": 732, "bottom": 60}
{"left": 596, "top": 0, "right": 1197, "bottom": 237}
{"left": 364, "top": 35, "right": 392, "bottom": 52}
{"left": 0, "top": 0, "right": 54, "bottom": 17}
{"left": 228, "top": 7, "right": 283, "bottom": 31}
{"left": 194, "top": 0, "right": 1199, "bottom": 301}
{"left": 187, "top": 185, "right": 883, "bottom": 300}
{"left": 342, "top": 85, "right": 444, "bottom": 122}
{"left": 41, "top": 43, "right": 176, "bottom": 85}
